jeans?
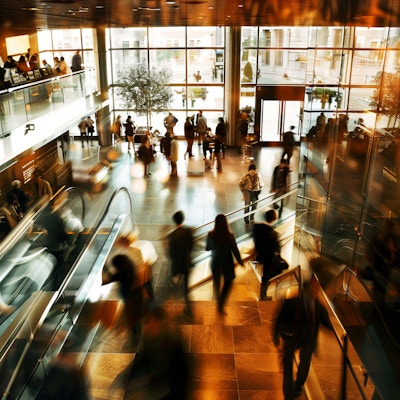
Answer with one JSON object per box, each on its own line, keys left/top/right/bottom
{"left": 243, "top": 190, "right": 259, "bottom": 223}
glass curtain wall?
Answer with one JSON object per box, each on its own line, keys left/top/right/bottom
{"left": 107, "top": 26, "right": 225, "bottom": 135}
{"left": 295, "top": 26, "right": 400, "bottom": 315}
{"left": 238, "top": 26, "right": 400, "bottom": 307}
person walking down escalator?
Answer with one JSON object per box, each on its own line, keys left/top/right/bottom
{"left": 253, "top": 209, "right": 280, "bottom": 300}
{"left": 102, "top": 254, "right": 146, "bottom": 337}
{"left": 206, "top": 214, "right": 244, "bottom": 315}
{"left": 272, "top": 158, "right": 290, "bottom": 218}
{"left": 36, "top": 198, "right": 70, "bottom": 289}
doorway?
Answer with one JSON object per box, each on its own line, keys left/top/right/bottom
{"left": 260, "top": 100, "right": 302, "bottom": 142}
{"left": 254, "top": 86, "right": 305, "bottom": 143}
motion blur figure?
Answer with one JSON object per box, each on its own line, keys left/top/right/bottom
{"left": 132, "top": 305, "right": 189, "bottom": 400}
{"left": 36, "top": 334, "right": 90, "bottom": 400}
{"left": 273, "top": 280, "right": 332, "bottom": 399}
{"left": 206, "top": 214, "right": 244, "bottom": 314}
{"left": 102, "top": 254, "right": 146, "bottom": 336}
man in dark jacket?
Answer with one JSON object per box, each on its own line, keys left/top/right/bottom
{"left": 168, "top": 211, "right": 194, "bottom": 316}
{"left": 253, "top": 209, "right": 280, "bottom": 300}
{"left": 10, "top": 180, "right": 30, "bottom": 214}
{"left": 273, "top": 280, "right": 332, "bottom": 399}
{"left": 272, "top": 158, "right": 290, "bottom": 218}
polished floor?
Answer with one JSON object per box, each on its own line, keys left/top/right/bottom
{"left": 63, "top": 138, "right": 311, "bottom": 400}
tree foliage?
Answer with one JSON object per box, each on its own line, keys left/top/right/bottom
{"left": 116, "top": 64, "right": 173, "bottom": 123}
{"left": 370, "top": 72, "right": 400, "bottom": 125}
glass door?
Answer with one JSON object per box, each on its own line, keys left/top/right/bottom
{"left": 260, "top": 100, "right": 302, "bottom": 142}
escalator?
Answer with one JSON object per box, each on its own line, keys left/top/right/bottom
{"left": 0, "top": 187, "right": 85, "bottom": 328}
{"left": 0, "top": 187, "right": 136, "bottom": 399}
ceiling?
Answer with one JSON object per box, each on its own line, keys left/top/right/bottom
{"left": 0, "top": 0, "right": 399, "bottom": 32}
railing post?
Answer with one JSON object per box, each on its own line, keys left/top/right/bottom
{"left": 340, "top": 334, "right": 348, "bottom": 400}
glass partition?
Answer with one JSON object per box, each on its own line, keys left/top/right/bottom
{"left": 0, "top": 68, "right": 97, "bottom": 136}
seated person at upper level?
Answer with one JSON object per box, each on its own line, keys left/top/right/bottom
{"left": 16, "top": 56, "right": 29, "bottom": 74}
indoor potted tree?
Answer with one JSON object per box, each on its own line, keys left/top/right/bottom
{"left": 116, "top": 63, "right": 173, "bottom": 129}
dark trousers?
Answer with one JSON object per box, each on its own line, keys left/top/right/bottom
{"left": 213, "top": 272, "right": 233, "bottom": 311}
{"left": 282, "top": 335, "right": 313, "bottom": 400}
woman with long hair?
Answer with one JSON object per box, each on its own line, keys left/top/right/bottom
{"left": 206, "top": 214, "right": 244, "bottom": 314}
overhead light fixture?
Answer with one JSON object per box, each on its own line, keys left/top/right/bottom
{"left": 166, "top": 0, "right": 176, "bottom": 4}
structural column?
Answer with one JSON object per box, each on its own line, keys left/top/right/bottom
{"left": 225, "top": 27, "right": 242, "bottom": 147}
{"left": 93, "top": 26, "right": 112, "bottom": 146}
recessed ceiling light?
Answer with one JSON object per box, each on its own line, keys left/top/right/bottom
{"left": 166, "top": 0, "right": 176, "bottom": 4}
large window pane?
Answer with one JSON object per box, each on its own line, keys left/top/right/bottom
{"left": 355, "top": 27, "right": 389, "bottom": 48}
{"left": 307, "top": 49, "right": 349, "bottom": 85}
{"left": 110, "top": 49, "right": 148, "bottom": 81}
{"left": 241, "top": 49, "right": 257, "bottom": 83}
{"left": 187, "top": 27, "right": 224, "bottom": 47}
{"left": 351, "top": 50, "right": 384, "bottom": 84}
{"left": 187, "top": 49, "right": 224, "bottom": 83}
{"left": 348, "top": 88, "right": 376, "bottom": 113}
{"left": 242, "top": 27, "right": 258, "bottom": 47}
{"left": 148, "top": 27, "right": 186, "bottom": 48}
{"left": 388, "top": 27, "right": 400, "bottom": 48}
{"left": 109, "top": 27, "right": 147, "bottom": 48}
{"left": 187, "top": 86, "right": 224, "bottom": 110}
{"left": 37, "top": 31, "right": 53, "bottom": 51}
{"left": 52, "top": 29, "right": 82, "bottom": 49}
{"left": 258, "top": 27, "right": 309, "bottom": 48}
{"left": 258, "top": 49, "right": 307, "bottom": 84}
{"left": 81, "top": 29, "right": 94, "bottom": 48}
{"left": 308, "top": 27, "right": 350, "bottom": 48}
{"left": 384, "top": 50, "right": 400, "bottom": 73}
{"left": 149, "top": 49, "right": 185, "bottom": 83}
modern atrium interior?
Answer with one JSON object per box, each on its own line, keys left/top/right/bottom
{"left": 1, "top": 1, "right": 400, "bottom": 399}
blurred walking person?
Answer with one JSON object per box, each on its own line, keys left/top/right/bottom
{"left": 272, "top": 158, "right": 290, "bottom": 218}
{"left": 239, "top": 163, "right": 264, "bottom": 224}
{"left": 206, "top": 214, "right": 244, "bottom": 315}
{"left": 102, "top": 254, "right": 146, "bottom": 336}
{"left": 253, "top": 209, "right": 280, "bottom": 300}
{"left": 184, "top": 116, "right": 195, "bottom": 159}
{"left": 273, "top": 280, "right": 332, "bottom": 399}
{"left": 168, "top": 211, "right": 194, "bottom": 316}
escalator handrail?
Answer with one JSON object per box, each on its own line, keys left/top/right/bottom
{"left": 0, "top": 186, "right": 85, "bottom": 261}
{"left": 56, "top": 186, "right": 134, "bottom": 297}
{"left": 186, "top": 183, "right": 298, "bottom": 242}
{"left": 64, "top": 186, "right": 86, "bottom": 222}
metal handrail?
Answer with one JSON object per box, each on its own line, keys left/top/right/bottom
{"left": 57, "top": 186, "right": 133, "bottom": 296}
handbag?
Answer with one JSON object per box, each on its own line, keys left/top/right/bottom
{"left": 272, "top": 253, "right": 289, "bottom": 276}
